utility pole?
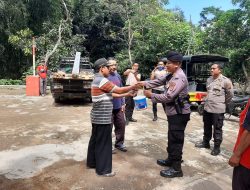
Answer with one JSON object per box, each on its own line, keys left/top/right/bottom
{"left": 185, "top": 15, "right": 194, "bottom": 55}
{"left": 32, "top": 37, "right": 36, "bottom": 76}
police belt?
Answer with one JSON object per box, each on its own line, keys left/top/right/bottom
{"left": 165, "top": 102, "right": 175, "bottom": 106}
{"left": 165, "top": 100, "right": 189, "bottom": 106}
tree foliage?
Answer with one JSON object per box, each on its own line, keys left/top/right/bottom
{"left": 198, "top": 2, "right": 249, "bottom": 91}
{"left": 0, "top": 0, "right": 249, "bottom": 92}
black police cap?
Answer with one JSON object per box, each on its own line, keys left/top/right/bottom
{"left": 166, "top": 51, "right": 183, "bottom": 62}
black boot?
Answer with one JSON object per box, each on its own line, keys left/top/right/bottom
{"left": 153, "top": 114, "right": 158, "bottom": 121}
{"left": 195, "top": 138, "right": 210, "bottom": 149}
{"left": 157, "top": 158, "right": 173, "bottom": 167}
{"left": 211, "top": 145, "right": 220, "bottom": 156}
{"left": 160, "top": 161, "right": 183, "bottom": 178}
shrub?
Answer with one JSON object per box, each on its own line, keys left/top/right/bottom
{"left": 0, "top": 79, "right": 24, "bottom": 85}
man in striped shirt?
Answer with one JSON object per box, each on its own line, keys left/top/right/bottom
{"left": 87, "top": 58, "right": 137, "bottom": 177}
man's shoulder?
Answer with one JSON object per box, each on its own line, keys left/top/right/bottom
{"left": 114, "top": 72, "right": 122, "bottom": 78}
{"left": 221, "top": 75, "right": 231, "bottom": 82}
{"left": 207, "top": 76, "right": 213, "bottom": 82}
{"left": 93, "top": 74, "right": 106, "bottom": 83}
{"left": 175, "top": 69, "right": 187, "bottom": 79}
{"left": 108, "top": 72, "right": 121, "bottom": 79}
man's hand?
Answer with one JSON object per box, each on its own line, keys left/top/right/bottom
{"left": 228, "top": 153, "right": 241, "bottom": 167}
{"left": 131, "top": 84, "right": 139, "bottom": 90}
{"left": 128, "top": 90, "right": 137, "bottom": 97}
{"left": 130, "top": 69, "right": 136, "bottom": 74}
{"left": 136, "top": 81, "right": 145, "bottom": 88}
{"left": 143, "top": 90, "right": 152, "bottom": 98}
{"left": 121, "top": 105, "right": 126, "bottom": 112}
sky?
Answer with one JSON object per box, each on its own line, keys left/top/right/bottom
{"left": 167, "top": 0, "right": 238, "bottom": 24}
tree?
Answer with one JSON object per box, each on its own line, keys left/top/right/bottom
{"left": 0, "top": 0, "right": 29, "bottom": 79}
{"left": 8, "top": 0, "right": 86, "bottom": 73}
{"left": 198, "top": 4, "right": 250, "bottom": 93}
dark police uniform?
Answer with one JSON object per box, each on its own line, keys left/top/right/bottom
{"left": 145, "top": 65, "right": 191, "bottom": 178}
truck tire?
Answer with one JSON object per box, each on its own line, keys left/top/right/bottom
{"left": 54, "top": 97, "right": 61, "bottom": 103}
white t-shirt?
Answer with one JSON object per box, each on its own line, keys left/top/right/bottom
{"left": 126, "top": 71, "right": 141, "bottom": 85}
{"left": 153, "top": 69, "right": 167, "bottom": 91}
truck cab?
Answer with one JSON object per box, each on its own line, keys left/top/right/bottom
{"left": 50, "top": 55, "right": 94, "bottom": 103}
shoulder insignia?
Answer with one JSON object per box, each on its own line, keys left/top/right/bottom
{"left": 169, "top": 81, "right": 176, "bottom": 91}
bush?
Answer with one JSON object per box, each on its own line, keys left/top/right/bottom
{"left": 0, "top": 79, "right": 24, "bottom": 85}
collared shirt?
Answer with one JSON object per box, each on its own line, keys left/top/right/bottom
{"left": 107, "top": 71, "right": 125, "bottom": 109}
{"left": 204, "top": 74, "right": 233, "bottom": 113}
{"left": 145, "top": 68, "right": 191, "bottom": 116}
{"left": 91, "top": 73, "right": 117, "bottom": 124}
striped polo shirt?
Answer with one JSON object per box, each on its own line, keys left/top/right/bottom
{"left": 91, "top": 73, "right": 117, "bottom": 124}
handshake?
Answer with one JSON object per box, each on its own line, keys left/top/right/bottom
{"left": 129, "top": 81, "right": 152, "bottom": 98}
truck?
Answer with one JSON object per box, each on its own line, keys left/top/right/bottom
{"left": 50, "top": 52, "right": 94, "bottom": 103}
{"left": 181, "top": 54, "right": 229, "bottom": 105}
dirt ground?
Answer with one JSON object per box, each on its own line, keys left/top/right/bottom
{"left": 0, "top": 86, "right": 239, "bottom": 190}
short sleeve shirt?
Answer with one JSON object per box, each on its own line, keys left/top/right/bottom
{"left": 125, "top": 72, "right": 141, "bottom": 85}
{"left": 91, "top": 73, "right": 116, "bottom": 124}
{"left": 234, "top": 99, "right": 250, "bottom": 169}
{"left": 37, "top": 65, "right": 48, "bottom": 79}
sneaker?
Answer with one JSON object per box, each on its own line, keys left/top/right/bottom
{"left": 115, "top": 145, "right": 127, "bottom": 152}
{"left": 97, "top": 172, "right": 116, "bottom": 177}
{"left": 129, "top": 118, "right": 137, "bottom": 122}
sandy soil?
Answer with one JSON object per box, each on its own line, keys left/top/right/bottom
{"left": 0, "top": 86, "right": 239, "bottom": 190}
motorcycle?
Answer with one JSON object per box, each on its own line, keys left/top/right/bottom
{"left": 197, "top": 95, "right": 249, "bottom": 117}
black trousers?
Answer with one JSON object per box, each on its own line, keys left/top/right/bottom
{"left": 112, "top": 108, "right": 126, "bottom": 147}
{"left": 87, "top": 123, "right": 112, "bottom": 175}
{"left": 125, "top": 96, "right": 135, "bottom": 120}
{"left": 167, "top": 114, "right": 190, "bottom": 162}
{"left": 203, "top": 110, "right": 225, "bottom": 146}
{"left": 233, "top": 164, "right": 250, "bottom": 190}
{"left": 152, "top": 89, "right": 166, "bottom": 116}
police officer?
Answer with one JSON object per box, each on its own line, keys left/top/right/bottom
{"left": 137, "top": 51, "right": 191, "bottom": 178}
{"left": 195, "top": 63, "right": 233, "bottom": 155}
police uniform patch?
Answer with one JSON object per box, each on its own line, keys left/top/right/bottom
{"left": 169, "top": 81, "right": 176, "bottom": 91}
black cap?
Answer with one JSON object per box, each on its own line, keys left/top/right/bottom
{"left": 94, "top": 58, "right": 108, "bottom": 70}
{"left": 166, "top": 51, "right": 183, "bottom": 62}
